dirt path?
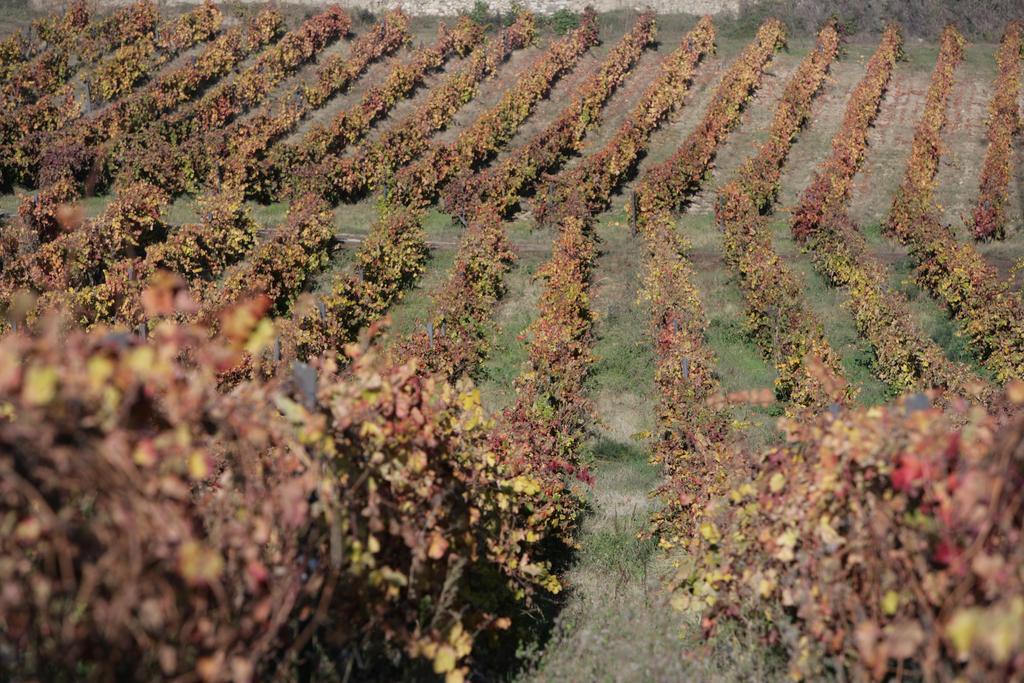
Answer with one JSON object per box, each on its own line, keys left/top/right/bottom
{"left": 511, "top": 32, "right": 792, "bottom": 678}
{"left": 516, "top": 206, "right": 782, "bottom": 682}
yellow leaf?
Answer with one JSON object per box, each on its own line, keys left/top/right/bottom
{"left": 882, "top": 590, "right": 900, "bottom": 616}
{"left": 379, "top": 566, "right": 407, "bottom": 586}
{"left": 945, "top": 609, "right": 979, "bottom": 660}
{"left": 187, "top": 452, "right": 209, "bottom": 480}
{"left": 127, "top": 346, "right": 155, "bottom": 376}
{"left": 982, "top": 617, "right": 1017, "bottom": 663}
{"left": 511, "top": 476, "right": 540, "bottom": 496}
{"left": 774, "top": 529, "right": 797, "bottom": 563}
{"left": 244, "top": 318, "right": 276, "bottom": 354}
{"left": 459, "top": 389, "right": 480, "bottom": 411}
{"left": 178, "top": 540, "right": 224, "bottom": 585}
{"left": 542, "top": 573, "right": 562, "bottom": 594}
{"left": 449, "top": 621, "right": 472, "bottom": 657}
{"left": 409, "top": 449, "right": 427, "bottom": 472}
{"left": 671, "top": 592, "right": 691, "bottom": 611}
{"left": 1007, "top": 380, "right": 1024, "bottom": 405}
{"left": 817, "top": 515, "right": 843, "bottom": 546}
{"left": 433, "top": 645, "right": 457, "bottom": 674}
{"left": 87, "top": 355, "right": 114, "bottom": 390}
{"left": 273, "top": 395, "right": 308, "bottom": 423}
{"left": 979, "top": 602, "right": 1023, "bottom": 664}
{"left": 23, "top": 366, "right": 58, "bottom": 406}
{"left": 769, "top": 472, "right": 786, "bottom": 493}
{"left": 700, "top": 522, "right": 721, "bottom": 544}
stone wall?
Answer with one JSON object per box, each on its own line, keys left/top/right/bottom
{"left": 32, "top": 0, "right": 741, "bottom": 16}
{"left": 321, "top": 0, "right": 741, "bottom": 16}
